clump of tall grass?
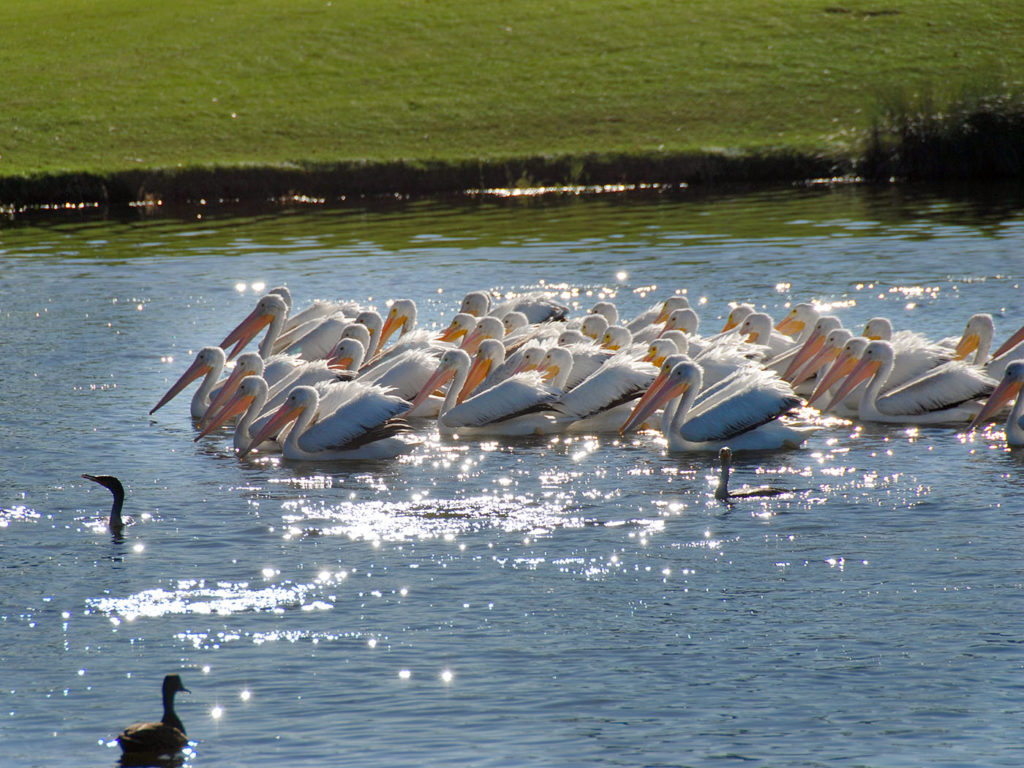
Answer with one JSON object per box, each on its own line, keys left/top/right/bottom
{"left": 861, "top": 84, "right": 1024, "bottom": 181}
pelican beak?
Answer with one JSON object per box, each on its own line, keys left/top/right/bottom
{"left": 459, "top": 327, "right": 486, "bottom": 354}
{"left": 602, "top": 336, "right": 619, "bottom": 351}
{"left": 328, "top": 354, "right": 356, "bottom": 371}
{"left": 241, "top": 401, "right": 303, "bottom": 458}
{"left": 654, "top": 302, "right": 673, "bottom": 324}
{"left": 377, "top": 311, "right": 405, "bottom": 354}
{"left": 410, "top": 365, "right": 457, "bottom": 414}
{"left": 457, "top": 356, "right": 493, "bottom": 404}
{"left": 968, "top": 377, "right": 1022, "bottom": 432}
{"left": 621, "top": 376, "right": 687, "bottom": 435}
{"left": 782, "top": 331, "right": 826, "bottom": 381}
{"left": 620, "top": 367, "right": 671, "bottom": 434}
{"left": 791, "top": 344, "right": 839, "bottom": 387}
{"left": 150, "top": 357, "right": 213, "bottom": 415}
{"left": 540, "top": 364, "right": 561, "bottom": 383}
{"left": 992, "top": 324, "right": 1024, "bottom": 360}
{"left": 743, "top": 330, "right": 759, "bottom": 344}
{"left": 825, "top": 357, "right": 881, "bottom": 413}
{"left": 808, "top": 350, "right": 856, "bottom": 404}
{"left": 721, "top": 314, "right": 739, "bottom": 332}
{"left": 953, "top": 332, "right": 979, "bottom": 360}
{"left": 200, "top": 364, "right": 249, "bottom": 427}
{"left": 437, "top": 320, "right": 465, "bottom": 343}
{"left": 219, "top": 307, "right": 273, "bottom": 361}
{"left": 775, "top": 315, "right": 805, "bottom": 338}
{"left": 195, "top": 390, "right": 255, "bottom": 442}
{"left": 862, "top": 323, "right": 883, "bottom": 341}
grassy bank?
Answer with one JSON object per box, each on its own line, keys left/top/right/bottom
{"left": 1, "top": 0, "right": 1022, "bottom": 204}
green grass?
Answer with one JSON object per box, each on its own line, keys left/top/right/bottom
{"left": 1, "top": 0, "right": 1022, "bottom": 186}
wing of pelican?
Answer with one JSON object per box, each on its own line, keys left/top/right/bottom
{"left": 877, "top": 361, "right": 996, "bottom": 415}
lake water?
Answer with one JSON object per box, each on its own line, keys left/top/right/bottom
{"left": 2, "top": 185, "right": 1023, "bottom": 767}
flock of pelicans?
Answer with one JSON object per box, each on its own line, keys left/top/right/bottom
{"left": 109, "top": 288, "right": 1024, "bottom": 760}
{"left": 149, "top": 285, "right": 1024, "bottom": 466}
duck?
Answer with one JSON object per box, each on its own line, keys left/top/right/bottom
{"left": 714, "top": 446, "right": 790, "bottom": 502}
{"left": 82, "top": 474, "right": 126, "bottom": 532}
{"left": 117, "top": 674, "right": 190, "bottom": 760}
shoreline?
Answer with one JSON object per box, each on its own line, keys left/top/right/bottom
{"left": 0, "top": 150, "right": 853, "bottom": 211}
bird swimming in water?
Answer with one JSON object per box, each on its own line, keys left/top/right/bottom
{"left": 714, "top": 447, "right": 789, "bottom": 502}
{"left": 117, "top": 674, "right": 190, "bottom": 761}
{"left": 82, "top": 474, "right": 125, "bottom": 532}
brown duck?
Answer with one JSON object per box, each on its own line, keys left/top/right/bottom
{"left": 117, "top": 674, "right": 190, "bottom": 759}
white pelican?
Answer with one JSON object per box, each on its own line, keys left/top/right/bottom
{"left": 968, "top": 361, "right": 1024, "bottom": 446}
{"left": 775, "top": 303, "right": 820, "bottom": 341}
{"left": 861, "top": 316, "right": 954, "bottom": 374}
{"left": 540, "top": 347, "right": 656, "bottom": 433}
{"left": 198, "top": 351, "right": 300, "bottom": 427}
{"left": 779, "top": 316, "right": 842, "bottom": 381}
{"left": 219, "top": 293, "right": 290, "bottom": 360}
{"left": 459, "top": 316, "right": 506, "bottom": 355}
{"left": 579, "top": 313, "right": 609, "bottom": 342}
{"left": 720, "top": 303, "right": 756, "bottom": 333}
{"left": 824, "top": 340, "right": 996, "bottom": 424}
{"left": 953, "top": 313, "right": 1024, "bottom": 379}
{"left": 409, "top": 349, "right": 561, "bottom": 436}
{"left": 737, "top": 312, "right": 795, "bottom": 357}
{"left": 460, "top": 290, "right": 569, "bottom": 323}
{"left": 626, "top": 295, "right": 690, "bottom": 335}
{"left": 241, "top": 383, "right": 415, "bottom": 461}
{"left": 807, "top": 336, "right": 870, "bottom": 417}
{"left": 265, "top": 287, "right": 362, "bottom": 336}
{"left": 329, "top": 337, "right": 440, "bottom": 406}
{"left": 714, "top": 447, "right": 790, "bottom": 502}
{"left": 376, "top": 299, "right": 420, "bottom": 355}
{"left": 151, "top": 346, "right": 228, "bottom": 419}
{"left": 789, "top": 328, "right": 853, "bottom": 389}
{"left": 588, "top": 301, "right": 619, "bottom": 326}
{"left": 621, "top": 359, "right": 807, "bottom": 452}
{"left": 195, "top": 375, "right": 281, "bottom": 453}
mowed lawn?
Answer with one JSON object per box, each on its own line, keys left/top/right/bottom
{"left": 1, "top": 0, "right": 1022, "bottom": 177}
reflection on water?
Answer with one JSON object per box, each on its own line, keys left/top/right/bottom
{"left": 2, "top": 185, "right": 1024, "bottom": 767}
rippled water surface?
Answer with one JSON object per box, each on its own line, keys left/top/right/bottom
{"left": 2, "top": 186, "right": 1024, "bottom": 767}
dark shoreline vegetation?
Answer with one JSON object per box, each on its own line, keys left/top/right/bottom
{"left": 3, "top": 92, "right": 1023, "bottom": 212}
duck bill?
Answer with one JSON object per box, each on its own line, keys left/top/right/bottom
{"left": 150, "top": 358, "right": 212, "bottom": 415}
{"left": 219, "top": 307, "right": 273, "bottom": 361}
{"left": 809, "top": 350, "right": 857, "bottom": 404}
{"left": 195, "top": 391, "right": 255, "bottom": 441}
{"left": 791, "top": 344, "right": 838, "bottom": 387}
{"left": 968, "top": 377, "right": 1023, "bottom": 432}
{"left": 992, "top": 324, "right": 1024, "bottom": 360}
{"left": 409, "top": 366, "right": 457, "bottom": 413}
{"left": 241, "top": 402, "right": 302, "bottom": 458}
{"left": 953, "top": 332, "right": 979, "bottom": 361}
{"left": 824, "top": 357, "right": 881, "bottom": 413}
{"left": 200, "top": 365, "right": 248, "bottom": 427}
{"left": 782, "top": 332, "right": 825, "bottom": 381}
{"left": 775, "top": 316, "right": 805, "bottom": 338}
{"left": 457, "top": 357, "right": 492, "bottom": 404}
{"left": 621, "top": 377, "right": 687, "bottom": 435}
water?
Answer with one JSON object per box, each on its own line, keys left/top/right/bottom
{"left": 2, "top": 185, "right": 1024, "bottom": 767}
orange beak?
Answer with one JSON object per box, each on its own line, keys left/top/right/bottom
{"left": 457, "top": 356, "right": 493, "bottom": 404}
{"left": 992, "top": 324, "right": 1024, "bottom": 360}
{"left": 782, "top": 331, "right": 827, "bottom": 382}
{"left": 195, "top": 389, "right": 256, "bottom": 442}
{"left": 824, "top": 357, "right": 881, "bottom": 413}
{"left": 219, "top": 306, "right": 274, "bottom": 361}
{"left": 241, "top": 400, "right": 303, "bottom": 458}
{"left": 150, "top": 357, "right": 212, "bottom": 415}
{"left": 200, "top": 364, "right": 250, "bottom": 427}
{"left": 790, "top": 343, "right": 840, "bottom": 388}
{"left": 409, "top": 365, "right": 457, "bottom": 414}
{"left": 775, "top": 315, "right": 805, "bottom": 338}
{"left": 809, "top": 349, "right": 859, "bottom": 405}
{"left": 621, "top": 375, "right": 687, "bottom": 435}
{"left": 968, "top": 376, "right": 1022, "bottom": 432}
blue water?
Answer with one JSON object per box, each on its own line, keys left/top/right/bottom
{"left": 2, "top": 186, "right": 1023, "bottom": 767}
